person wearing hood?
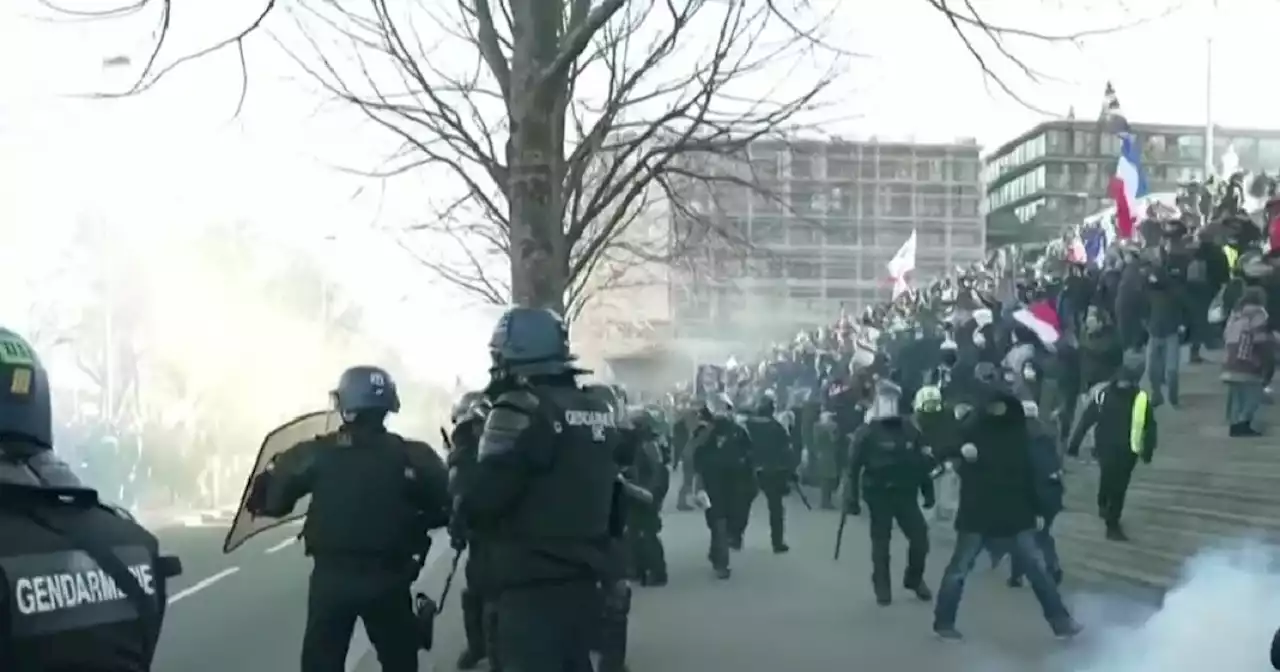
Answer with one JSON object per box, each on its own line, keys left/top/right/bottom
{"left": 843, "top": 380, "right": 935, "bottom": 606}
{"left": 1006, "top": 400, "right": 1065, "bottom": 588}
{"left": 687, "top": 394, "right": 753, "bottom": 579}
{"left": 932, "top": 378, "right": 1080, "bottom": 641}
{"left": 1066, "top": 351, "right": 1157, "bottom": 541}
{"left": 742, "top": 395, "right": 798, "bottom": 553}
{"left": 1067, "top": 306, "right": 1124, "bottom": 457}
{"left": 1222, "top": 286, "right": 1272, "bottom": 437}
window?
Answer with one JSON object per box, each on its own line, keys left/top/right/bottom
{"left": 825, "top": 285, "right": 859, "bottom": 299}
{"left": 788, "top": 286, "right": 820, "bottom": 299}
{"left": 1177, "top": 135, "right": 1204, "bottom": 161}
{"left": 952, "top": 230, "right": 982, "bottom": 246}
{"left": 790, "top": 190, "right": 815, "bottom": 214}
{"left": 1260, "top": 139, "right": 1280, "bottom": 171}
{"left": 1145, "top": 134, "right": 1168, "bottom": 161}
{"left": 1046, "top": 129, "right": 1067, "bottom": 154}
{"left": 858, "top": 156, "right": 877, "bottom": 180}
{"left": 919, "top": 221, "right": 946, "bottom": 246}
{"left": 789, "top": 152, "right": 812, "bottom": 179}
{"left": 1072, "top": 130, "right": 1096, "bottom": 155}
{"left": 751, "top": 217, "right": 784, "bottom": 244}
{"left": 858, "top": 184, "right": 877, "bottom": 217}
{"left": 787, "top": 224, "right": 818, "bottom": 245}
{"left": 787, "top": 260, "right": 818, "bottom": 279}
{"left": 829, "top": 154, "right": 857, "bottom": 179}
{"left": 825, "top": 222, "right": 859, "bottom": 246}
{"left": 823, "top": 261, "right": 858, "bottom": 280}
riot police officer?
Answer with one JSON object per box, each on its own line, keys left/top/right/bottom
{"left": 844, "top": 380, "right": 935, "bottom": 606}
{"left": 0, "top": 326, "right": 182, "bottom": 671}
{"left": 458, "top": 307, "right": 620, "bottom": 670}
{"left": 247, "top": 365, "right": 451, "bottom": 672}
{"left": 687, "top": 394, "right": 753, "bottom": 579}
{"left": 447, "top": 393, "right": 500, "bottom": 672}
{"left": 623, "top": 408, "right": 669, "bottom": 585}
{"left": 743, "top": 396, "right": 796, "bottom": 553}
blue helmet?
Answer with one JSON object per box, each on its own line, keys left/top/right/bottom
{"left": 0, "top": 328, "right": 53, "bottom": 449}
{"left": 488, "top": 307, "right": 582, "bottom": 377}
{"left": 331, "top": 366, "right": 400, "bottom": 415}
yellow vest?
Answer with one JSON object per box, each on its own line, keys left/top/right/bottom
{"left": 1129, "top": 390, "right": 1149, "bottom": 455}
{"left": 1223, "top": 245, "right": 1240, "bottom": 277}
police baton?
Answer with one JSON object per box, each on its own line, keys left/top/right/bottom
{"left": 789, "top": 474, "right": 813, "bottom": 511}
{"left": 833, "top": 507, "right": 848, "bottom": 561}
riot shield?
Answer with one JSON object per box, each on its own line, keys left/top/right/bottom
{"left": 222, "top": 410, "right": 338, "bottom": 554}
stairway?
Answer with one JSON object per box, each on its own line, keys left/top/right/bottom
{"left": 932, "top": 352, "right": 1279, "bottom": 598}
{"left": 1054, "top": 358, "right": 1280, "bottom": 595}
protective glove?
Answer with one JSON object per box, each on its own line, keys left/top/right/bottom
{"left": 959, "top": 443, "right": 978, "bottom": 462}
{"left": 843, "top": 496, "right": 861, "bottom": 516}
{"left": 921, "top": 496, "right": 935, "bottom": 510}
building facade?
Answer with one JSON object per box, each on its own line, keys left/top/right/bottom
{"left": 669, "top": 138, "right": 985, "bottom": 338}
{"left": 982, "top": 120, "right": 1280, "bottom": 248}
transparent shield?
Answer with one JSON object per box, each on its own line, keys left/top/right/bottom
{"left": 222, "top": 410, "right": 338, "bottom": 554}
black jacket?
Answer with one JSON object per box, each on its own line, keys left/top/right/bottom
{"left": 947, "top": 394, "right": 1039, "bottom": 537}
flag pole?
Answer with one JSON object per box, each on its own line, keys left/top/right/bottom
{"left": 1204, "top": 0, "right": 1217, "bottom": 177}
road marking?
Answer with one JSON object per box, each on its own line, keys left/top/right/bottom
{"left": 168, "top": 566, "right": 241, "bottom": 605}
{"left": 265, "top": 536, "right": 298, "bottom": 555}
{"left": 344, "top": 533, "right": 447, "bottom": 672}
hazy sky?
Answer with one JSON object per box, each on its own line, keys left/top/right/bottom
{"left": 1, "top": 0, "right": 1274, "bottom": 378}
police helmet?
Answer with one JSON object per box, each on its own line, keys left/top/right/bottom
{"left": 0, "top": 328, "right": 53, "bottom": 449}
{"left": 488, "top": 307, "right": 582, "bottom": 377}
{"left": 451, "top": 391, "right": 489, "bottom": 425}
{"left": 332, "top": 365, "right": 401, "bottom": 415}
{"left": 865, "top": 380, "right": 902, "bottom": 422}
{"left": 913, "top": 385, "right": 943, "bottom": 413}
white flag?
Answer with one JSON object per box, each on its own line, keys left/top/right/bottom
{"left": 887, "top": 229, "right": 917, "bottom": 298}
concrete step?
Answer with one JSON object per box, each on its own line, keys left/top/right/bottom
{"left": 1062, "top": 479, "right": 1280, "bottom": 521}
{"left": 1053, "top": 517, "right": 1187, "bottom": 591}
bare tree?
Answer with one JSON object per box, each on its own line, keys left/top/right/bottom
{"left": 48, "top": 0, "right": 1156, "bottom": 314}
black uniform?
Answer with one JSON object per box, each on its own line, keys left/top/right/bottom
{"left": 845, "top": 416, "right": 935, "bottom": 605}
{"left": 688, "top": 410, "right": 753, "bottom": 578}
{"left": 460, "top": 307, "right": 619, "bottom": 672}
{"left": 743, "top": 399, "right": 796, "bottom": 553}
{"left": 0, "top": 327, "right": 181, "bottom": 672}
{"left": 622, "top": 415, "right": 669, "bottom": 585}
{"left": 248, "top": 366, "right": 451, "bottom": 672}
{"left": 447, "top": 395, "right": 500, "bottom": 672}
{"left": 1067, "top": 368, "right": 1156, "bottom": 540}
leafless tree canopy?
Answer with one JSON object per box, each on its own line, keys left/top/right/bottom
{"left": 49, "top": 0, "right": 1154, "bottom": 316}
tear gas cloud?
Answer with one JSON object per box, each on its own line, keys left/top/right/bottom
{"left": 1039, "top": 544, "right": 1280, "bottom": 672}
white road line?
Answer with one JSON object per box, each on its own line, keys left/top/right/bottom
{"left": 167, "top": 567, "right": 241, "bottom": 605}
{"left": 265, "top": 537, "right": 298, "bottom": 555}
{"left": 344, "top": 536, "right": 448, "bottom": 672}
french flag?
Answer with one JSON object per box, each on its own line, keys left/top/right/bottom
{"left": 1013, "top": 299, "right": 1061, "bottom": 350}
{"left": 1100, "top": 82, "right": 1147, "bottom": 239}
{"left": 1108, "top": 136, "right": 1148, "bottom": 240}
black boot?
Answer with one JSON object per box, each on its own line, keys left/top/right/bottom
{"left": 905, "top": 580, "right": 933, "bottom": 601}
{"left": 1105, "top": 522, "right": 1129, "bottom": 541}
{"left": 873, "top": 580, "right": 892, "bottom": 606}
{"left": 457, "top": 589, "right": 487, "bottom": 670}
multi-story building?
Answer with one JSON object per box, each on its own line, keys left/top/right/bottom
{"left": 669, "top": 137, "right": 985, "bottom": 339}
{"left": 982, "top": 120, "right": 1280, "bottom": 248}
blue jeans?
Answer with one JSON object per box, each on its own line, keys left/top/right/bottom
{"left": 934, "top": 530, "right": 1071, "bottom": 630}
{"left": 1009, "top": 514, "right": 1060, "bottom": 581}
{"left": 1145, "top": 333, "right": 1181, "bottom": 405}
{"left": 1225, "top": 381, "right": 1265, "bottom": 426}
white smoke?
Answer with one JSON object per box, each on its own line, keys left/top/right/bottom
{"left": 1059, "top": 543, "right": 1280, "bottom": 671}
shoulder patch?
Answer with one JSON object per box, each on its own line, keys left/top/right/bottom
{"left": 495, "top": 389, "right": 540, "bottom": 413}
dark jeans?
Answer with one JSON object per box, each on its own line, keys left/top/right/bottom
{"left": 1225, "top": 380, "right": 1266, "bottom": 426}
{"left": 1146, "top": 333, "right": 1181, "bottom": 406}
{"left": 1009, "top": 514, "right": 1060, "bottom": 581}
{"left": 934, "top": 530, "right": 1071, "bottom": 631}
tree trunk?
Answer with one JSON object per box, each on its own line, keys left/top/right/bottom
{"left": 507, "top": 0, "right": 568, "bottom": 313}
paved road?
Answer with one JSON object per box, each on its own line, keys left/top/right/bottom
{"left": 146, "top": 487, "right": 1154, "bottom": 672}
